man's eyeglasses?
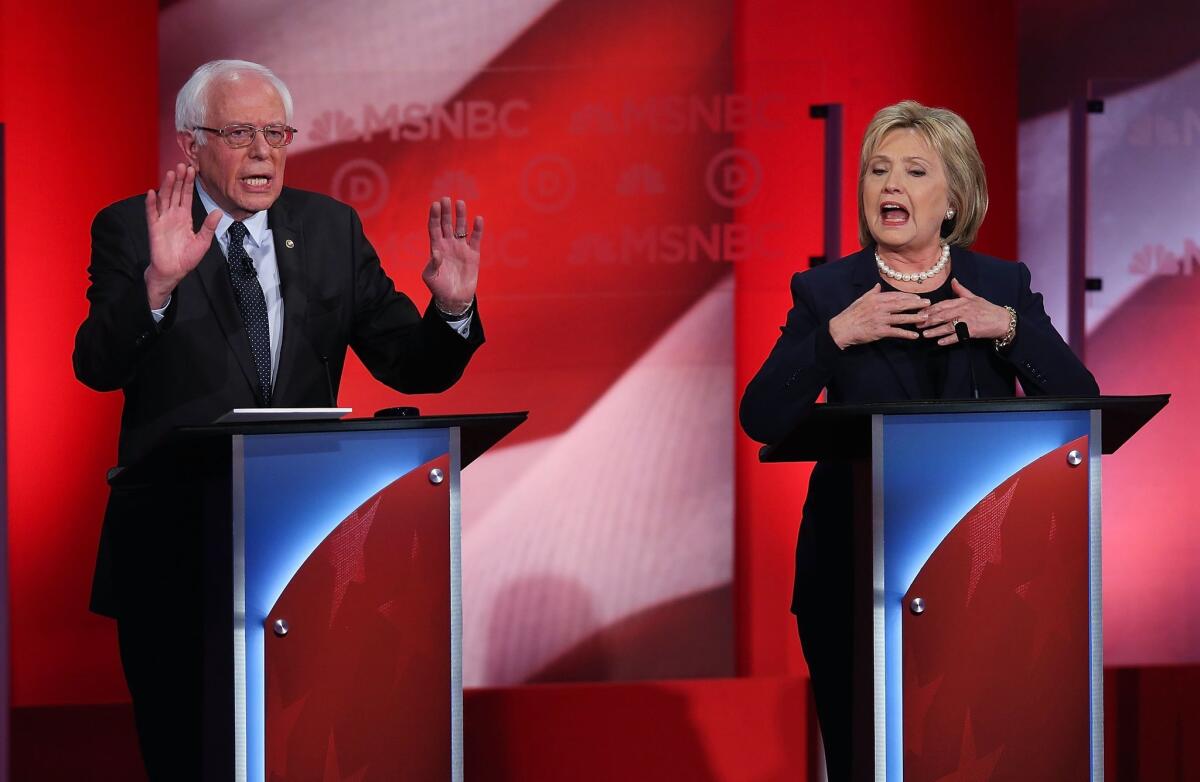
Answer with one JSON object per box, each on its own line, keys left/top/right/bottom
{"left": 193, "top": 123, "right": 298, "bottom": 149}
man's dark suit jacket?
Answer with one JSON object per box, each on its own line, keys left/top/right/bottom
{"left": 74, "top": 186, "right": 484, "bottom": 618}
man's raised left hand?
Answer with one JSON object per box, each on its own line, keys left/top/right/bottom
{"left": 423, "top": 197, "right": 483, "bottom": 315}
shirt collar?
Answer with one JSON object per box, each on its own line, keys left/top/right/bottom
{"left": 195, "top": 178, "right": 270, "bottom": 248}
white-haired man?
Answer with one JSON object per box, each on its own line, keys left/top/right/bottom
{"left": 74, "top": 59, "right": 485, "bottom": 779}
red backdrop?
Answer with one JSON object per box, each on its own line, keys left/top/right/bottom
{"left": 2, "top": 0, "right": 159, "bottom": 705}
{"left": 3, "top": 0, "right": 1017, "bottom": 723}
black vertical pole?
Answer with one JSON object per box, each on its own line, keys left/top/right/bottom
{"left": 1067, "top": 99, "right": 1104, "bottom": 360}
{"left": 1067, "top": 99, "right": 1087, "bottom": 359}
{"left": 810, "top": 104, "right": 843, "bottom": 267}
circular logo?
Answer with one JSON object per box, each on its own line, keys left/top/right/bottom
{"left": 705, "top": 148, "right": 763, "bottom": 208}
{"left": 519, "top": 155, "right": 576, "bottom": 213}
{"left": 331, "top": 158, "right": 390, "bottom": 218}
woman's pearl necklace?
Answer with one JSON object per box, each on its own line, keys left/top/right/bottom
{"left": 875, "top": 244, "right": 950, "bottom": 284}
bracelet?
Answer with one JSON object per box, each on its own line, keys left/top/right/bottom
{"left": 994, "top": 305, "right": 1017, "bottom": 351}
{"left": 435, "top": 298, "right": 474, "bottom": 320}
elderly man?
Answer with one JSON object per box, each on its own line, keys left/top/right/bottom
{"left": 73, "top": 59, "right": 484, "bottom": 779}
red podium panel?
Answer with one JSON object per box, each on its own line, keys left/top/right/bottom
{"left": 264, "top": 454, "right": 452, "bottom": 780}
{"left": 903, "top": 437, "right": 1089, "bottom": 780}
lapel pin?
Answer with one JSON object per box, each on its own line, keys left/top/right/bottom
{"left": 284, "top": 239, "right": 295, "bottom": 249}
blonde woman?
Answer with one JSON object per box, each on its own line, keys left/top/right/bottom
{"left": 740, "top": 100, "right": 1097, "bottom": 780}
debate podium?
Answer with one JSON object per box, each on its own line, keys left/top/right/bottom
{"left": 115, "top": 412, "right": 525, "bottom": 782}
{"left": 761, "top": 396, "right": 1167, "bottom": 781}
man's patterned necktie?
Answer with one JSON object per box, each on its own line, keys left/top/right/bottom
{"left": 226, "top": 221, "right": 272, "bottom": 404}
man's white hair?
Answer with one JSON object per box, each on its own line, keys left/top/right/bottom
{"left": 175, "top": 59, "right": 294, "bottom": 145}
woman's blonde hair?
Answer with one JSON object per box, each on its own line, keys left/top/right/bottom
{"left": 857, "top": 100, "right": 988, "bottom": 248}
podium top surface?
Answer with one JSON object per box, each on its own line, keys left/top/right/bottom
{"left": 113, "top": 411, "right": 527, "bottom": 486}
{"left": 759, "top": 395, "right": 1168, "bottom": 463}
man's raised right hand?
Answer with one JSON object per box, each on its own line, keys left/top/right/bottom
{"left": 144, "top": 164, "right": 222, "bottom": 309}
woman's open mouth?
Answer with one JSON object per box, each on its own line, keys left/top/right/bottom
{"left": 880, "top": 202, "right": 910, "bottom": 226}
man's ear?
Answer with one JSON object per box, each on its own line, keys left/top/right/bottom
{"left": 177, "top": 131, "right": 199, "bottom": 166}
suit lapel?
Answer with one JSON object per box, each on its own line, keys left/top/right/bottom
{"left": 190, "top": 192, "right": 265, "bottom": 402}
{"left": 267, "top": 192, "right": 309, "bottom": 406}
{"left": 852, "top": 247, "right": 922, "bottom": 399}
{"left": 941, "top": 246, "right": 980, "bottom": 398}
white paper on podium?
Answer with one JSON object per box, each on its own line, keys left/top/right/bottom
{"left": 213, "top": 408, "right": 352, "bottom": 423}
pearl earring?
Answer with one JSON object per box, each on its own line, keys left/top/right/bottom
{"left": 945, "top": 209, "right": 956, "bottom": 220}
